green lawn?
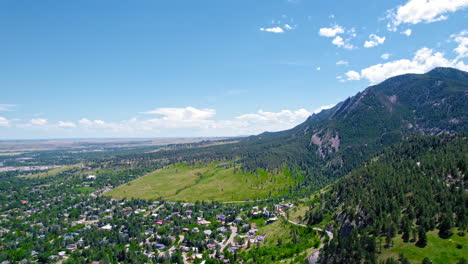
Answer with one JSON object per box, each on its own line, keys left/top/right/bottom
{"left": 380, "top": 229, "right": 467, "bottom": 263}
{"left": 106, "top": 162, "right": 294, "bottom": 202}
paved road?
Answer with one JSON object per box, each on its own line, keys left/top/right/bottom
{"left": 280, "top": 208, "right": 333, "bottom": 264}
{"left": 220, "top": 226, "right": 238, "bottom": 252}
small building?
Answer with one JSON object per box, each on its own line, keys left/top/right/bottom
{"left": 101, "top": 224, "right": 112, "bottom": 231}
{"left": 65, "top": 244, "right": 77, "bottom": 251}
{"left": 216, "top": 214, "right": 226, "bottom": 222}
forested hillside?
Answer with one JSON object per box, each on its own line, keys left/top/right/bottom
{"left": 317, "top": 135, "right": 467, "bottom": 263}
{"left": 107, "top": 67, "right": 468, "bottom": 194}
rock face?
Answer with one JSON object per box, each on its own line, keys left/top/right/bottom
{"left": 310, "top": 128, "right": 340, "bottom": 157}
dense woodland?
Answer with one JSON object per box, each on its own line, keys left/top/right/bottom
{"left": 317, "top": 135, "right": 467, "bottom": 263}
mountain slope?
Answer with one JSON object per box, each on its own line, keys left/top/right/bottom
{"left": 114, "top": 67, "right": 467, "bottom": 193}
{"left": 316, "top": 135, "right": 467, "bottom": 264}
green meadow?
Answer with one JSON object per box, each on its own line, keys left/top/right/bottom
{"left": 380, "top": 229, "right": 467, "bottom": 263}
{"left": 106, "top": 162, "right": 295, "bottom": 202}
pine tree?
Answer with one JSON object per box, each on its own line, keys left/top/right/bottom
{"left": 416, "top": 228, "right": 427, "bottom": 248}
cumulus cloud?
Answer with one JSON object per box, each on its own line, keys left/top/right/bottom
{"left": 336, "top": 60, "right": 349, "bottom": 66}
{"left": 57, "top": 121, "right": 76, "bottom": 128}
{"left": 236, "top": 108, "right": 312, "bottom": 123}
{"left": 0, "top": 117, "right": 10, "bottom": 127}
{"left": 319, "top": 25, "right": 345, "bottom": 37}
{"left": 313, "top": 104, "right": 336, "bottom": 114}
{"left": 364, "top": 34, "right": 386, "bottom": 48}
{"left": 143, "top": 107, "right": 216, "bottom": 121}
{"left": 387, "top": 0, "right": 468, "bottom": 30}
{"left": 260, "top": 27, "right": 284, "bottom": 33}
{"left": 452, "top": 30, "right": 468, "bottom": 60}
{"left": 381, "top": 53, "right": 392, "bottom": 60}
{"left": 345, "top": 70, "right": 361, "bottom": 80}
{"left": 284, "top": 24, "right": 294, "bottom": 30}
{"left": 79, "top": 118, "right": 111, "bottom": 128}
{"left": 1, "top": 106, "right": 338, "bottom": 137}
{"left": 347, "top": 47, "right": 468, "bottom": 83}
{"left": 30, "top": 118, "right": 48, "bottom": 126}
{"left": 316, "top": 66, "right": 321, "bottom": 71}
{"left": 402, "top": 29, "right": 412, "bottom": 36}
{"left": 332, "top": 36, "right": 355, "bottom": 49}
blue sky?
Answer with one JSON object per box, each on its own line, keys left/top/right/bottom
{"left": 1, "top": 0, "right": 467, "bottom": 139}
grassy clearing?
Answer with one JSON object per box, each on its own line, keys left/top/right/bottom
{"left": 244, "top": 218, "right": 321, "bottom": 263}
{"left": 380, "top": 229, "right": 467, "bottom": 263}
{"left": 22, "top": 163, "right": 82, "bottom": 178}
{"left": 106, "top": 162, "right": 295, "bottom": 202}
{"left": 288, "top": 204, "right": 309, "bottom": 224}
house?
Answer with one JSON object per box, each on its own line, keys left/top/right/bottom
{"left": 216, "top": 214, "right": 226, "bottom": 222}
{"left": 182, "top": 228, "right": 190, "bottom": 232}
{"left": 247, "top": 228, "right": 258, "bottom": 236}
{"left": 155, "top": 220, "right": 164, "bottom": 225}
{"left": 65, "top": 244, "right": 77, "bottom": 251}
{"left": 87, "top": 175, "right": 96, "bottom": 180}
{"left": 227, "top": 246, "right": 238, "bottom": 253}
{"left": 197, "top": 219, "right": 211, "bottom": 226}
{"left": 207, "top": 244, "right": 216, "bottom": 250}
{"left": 101, "top": 224, "right": 112, "bottom": 231}
{"left": 204, "top": 230, "right": 212, "bottom": 236}
{"left": 217, "top": 226, "right": 228, "bottom": 233}
{"left": 266, "top": 217, "right": 278, "bottom": 224}
{"left": 155, "top": 244, "right": 166, "bottom": 250}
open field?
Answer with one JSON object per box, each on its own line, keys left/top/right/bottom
{"left": 380, "top": 229, "right": 467, "bottom": 263}
{"left": 22, "top": 163, "right": 82, "bottom": 178}
{"left": 106, "top": 162, "right": 295, "bottom": 202}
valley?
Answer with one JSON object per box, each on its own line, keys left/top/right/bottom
{"left": 0, "top": 68, "right": 466, "bottom": 264}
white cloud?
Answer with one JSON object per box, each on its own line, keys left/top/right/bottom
{"left": 347, "top": 28, "right": 357, "bottom": 38}
{"left": 79, "top": 118, "right": 114, "bottom": 129}
{"left": 332, "top": 36, "right": 355, "bottom": 49}
{"left": 57, "top": 121, "right": 76, "bottom": 128}
{"left": 0, "top": 117, "right": 10, "bottom": 127}
{"left": 143, "top": 107, "right": 216, "bottom": 121}
{"left": 260, "top": 27, "right": 284, "bottom": 33}
{"left": 336, "top": 60, "right": 349, "bottom": 66}
{"left": 30, "top": 118, "right": 48, "bottom": 126}
{"left": 345, "top": 70, "right": 361, "bottom": 80}
{"left": 387, "top": 0, "right": 468, "bottom": 30}
{"left": 316, "top": 66, "right": 321, "bottom": 71}
{"left": 236, "top": 109, "right": 310, "bottom": 123}
{"left": 364, "top": 34, "right": 386, "bottom": 48}
{"left": 284, "top": 24, "right": 293, "bottom": 30}
{"left": 347, "top": 47, "right": 468, "bottom": 83}
{"left": 313, "top": 104, "right": 335, "bottom": 114}
{"left": 381, "top": 53, "right": 392, "bottom": 60}
{"left": 452, "top": 30, "right": 468, "bottom": 60}
{"left": 319, "top": 25, "right": 344, "bottom": 37}
{"left": 0, "top": 104, "right": 16, "bottom": 111}
{"left": 402, "top": 29, "right": 412, "bottom": 36}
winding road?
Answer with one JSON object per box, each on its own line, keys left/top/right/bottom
{"left": 280, "top": 210, "right": 333, "bottom": 264}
